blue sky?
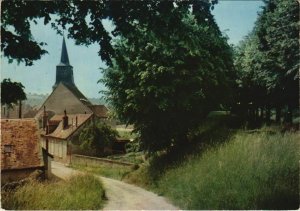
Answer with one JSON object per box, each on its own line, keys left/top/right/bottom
{"left": 1, "top": 1, "right": 264, "bottom": 98}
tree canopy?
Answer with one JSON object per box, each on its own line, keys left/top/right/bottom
{"left": 233, "top": 0, "right": 299, "bottom": 123}
{"left": 101, "top": 3, "right": 234, "bottom": 152}
{"left": 1, "top": 0, "right": 217, "bottom": 66}
{"left": 1, "top": 78, "right": 27, "bottom": 107}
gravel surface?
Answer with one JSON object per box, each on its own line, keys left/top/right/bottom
{"left": 51, "top": 161, "right": 179, "bottom": 210}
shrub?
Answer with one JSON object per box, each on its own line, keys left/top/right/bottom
{"left": 79, "top": 122, "right": 118, "bottom": 156}
{"left": 125, "top": 139, "right": 142, "bottom": 153}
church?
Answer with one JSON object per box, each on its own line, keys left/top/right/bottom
{"left": 36, "top": 37, "right": 111, "bottom": 163}
{"left": 35, "top": 37, "right": 108, "bottom": 118}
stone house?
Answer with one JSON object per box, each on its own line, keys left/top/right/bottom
{"left": 1, "top": 119, "right": 45, "bottom": 184}
{"left": 40, "top": 111, "right": 95, "bottom": 163}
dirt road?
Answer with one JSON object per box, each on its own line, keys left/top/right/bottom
{"left": 51, "top": 161, "right": 179, "bottom": 210}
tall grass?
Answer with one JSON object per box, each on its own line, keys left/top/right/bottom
{"left": 2, "top": 174, "right": 106, "bottom": 210}
{"left": 156, "top": 131, "right": 299, "bottom": 209}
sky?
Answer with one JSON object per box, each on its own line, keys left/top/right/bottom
{"left": 1, "top": 1, "right": 264, "bottom": 98}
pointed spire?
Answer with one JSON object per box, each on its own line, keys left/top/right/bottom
{"left": 60, "top": 36, "right": 70, "bottom": 65}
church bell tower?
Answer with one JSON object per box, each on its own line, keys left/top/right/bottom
{"left": 53, "top": 37, "right": 75, "bottom": 89}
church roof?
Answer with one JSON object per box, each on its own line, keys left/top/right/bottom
{"left": 63, "top": 83, "right": 92, "bottom": 107}
{"left": 59, "top": 36, "right": 70, "bottom": 65}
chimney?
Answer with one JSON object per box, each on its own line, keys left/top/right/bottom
{"left": 43, "top": 106, "right": 48, "bottom": 130}
{"left": 75, "top": 116, "right": 78, "bottom": 127}
{"left": 62, "top": 109, "right": 69, "bottom": 129}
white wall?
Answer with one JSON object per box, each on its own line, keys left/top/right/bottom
{"left": 41, "top": 138, "right": 68, "bottom": 159}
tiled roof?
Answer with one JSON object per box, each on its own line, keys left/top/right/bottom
{"left": 88, "top": 105, "right": 108, "bottom": 118}
{"left": 44, "top": 113, "right": 93, "bottom": 140}
{"left": 1, "top": 119, "right": 43, "bottom": 170}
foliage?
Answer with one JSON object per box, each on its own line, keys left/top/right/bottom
{"left": 117, "top": 129, "right": 137, "bottom": 140}
{"left": 233, "top": 0, "right": 299, "bottom": 123}
{"left": 1, "top": 1, "right": 217, "bottom": 66}
{"left": 79, "top": 122, "right": 118, "bottom": 156}
{"left": 125, "top": 128, "right": 300, "bottom": 209}
{"left": 1, "top": 174, "right": 106, "bottom": 210}
{"left": 1, "top": 78, "right": 27, "bottom": 107}
{"left": 101, "top": 3, "right": 234, "bottom": 152}
{"left": 125, "top": 140, "right": 142, "bottom": 153}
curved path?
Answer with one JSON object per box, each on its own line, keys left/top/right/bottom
{"left": 51, "top": 161, "right": 179, "bottom": 210}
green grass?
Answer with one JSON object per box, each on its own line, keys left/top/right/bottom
{"left": 107, "top": 152, "right": 144, "bottom": 164}
{"left": 2, "top": 174, "right": 106, "bottom": 210}
{"left": 125, "top": 129, "right": 299, "bottom": 209}
{"left": 72, "top": 163, "right": 132, "bottom": 180}
{"left": 117, "top": 129, "right": 137, "bottom": 140}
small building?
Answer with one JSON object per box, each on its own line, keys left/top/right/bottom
{"left": 40, "top": 111, "right": 95, "bottom": 163}
{"left": 1, "top": 119, "right": 45, "bottom": 184}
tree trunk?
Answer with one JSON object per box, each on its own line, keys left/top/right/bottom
{"left": 286, "top": 105, "right": 293, "bottom": 123}
{"left": 18, "top": 100, "right": 22, "bottom": 119}
{"left": 265, "top": 105, "right": 271, "bottom": 123}
{"left": 255, "top": 108, "right": 259, "bottom": 121}
{"left": 275, "top": 106, "right": 281, "bottom": 123}
{"left": 260, "top": 107, "right": 264, "bottom": 119}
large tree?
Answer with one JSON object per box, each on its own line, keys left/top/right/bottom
{"left": 256, "top": 0, "right": 299, "bottom": 123}
{"left": 234, "top": 0, "right": 299, "bottom": 123}
{"left": 102, "top": 3, "right": 234, "bottom": 152}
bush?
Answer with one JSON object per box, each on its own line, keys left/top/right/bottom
{"left": 1, "top": 174, "right": 106, "bottom": 210}
{"left": 125, "top": 139, "right": 142, "bottom": 153}
{"left": 79, "top": 122, "right": 118, "bottom": 156}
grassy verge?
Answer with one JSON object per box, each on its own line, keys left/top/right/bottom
{"left": 2, "top": 174, "right": 106, "bottom": 210}
{"left": 107, "top": 152, "right": 144, "bottom": 164}
{"left": 124, "top": 129, "right": 299, "bottom": 209}
{"left": 71, "top": 163, "right": 132, "bottom": 180}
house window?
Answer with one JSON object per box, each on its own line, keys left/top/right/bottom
{"left": 4, "top": 145, "right": 13, "bottom": 153}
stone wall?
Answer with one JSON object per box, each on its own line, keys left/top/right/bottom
{"left": 1, "top": 167, "right": 44, "bottom": 185}
{"left": 71, "top": 154, "right": 134, "bottom": 167}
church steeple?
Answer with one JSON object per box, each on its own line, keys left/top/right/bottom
{"left": 60, "top": 36, "right": 70, "bottom": 65}
{"left": 53, "top": 37, "right": 75, "bottom": 90}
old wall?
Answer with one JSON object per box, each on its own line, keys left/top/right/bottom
{"left": 1, "top": 119, "right": 43, "bottom": 170}
{"left": 1, "top": 168, "right": 43, "bottom": 184}
{"left": 71, "top": 154, "right": 134, "bottom": 167}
